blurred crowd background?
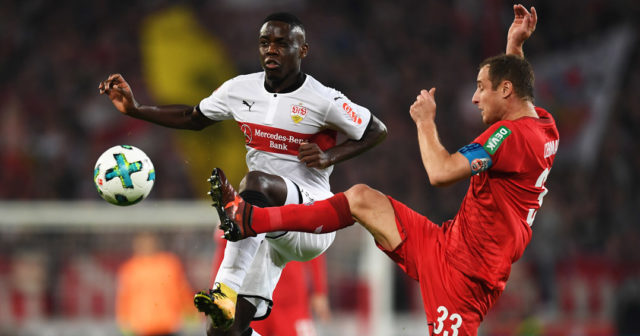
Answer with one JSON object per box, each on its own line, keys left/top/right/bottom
{"left": 1, "top": 0, "right": 640, "bottom": 335}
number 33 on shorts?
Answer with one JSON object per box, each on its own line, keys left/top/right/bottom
{"left": 432, "top": 305, "right": 463, "bottom": 336}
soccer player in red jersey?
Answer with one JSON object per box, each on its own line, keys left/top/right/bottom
{"left": 209, "top": 5, "right": 557, "bottom": 335}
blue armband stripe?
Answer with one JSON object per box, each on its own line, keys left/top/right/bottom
{"left": 458, "top": 143, "right": 492, "bottom": 175}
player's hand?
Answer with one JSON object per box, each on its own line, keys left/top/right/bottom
{"left": 409, "top": 88, "right": 436, "bottom": 125}
{"left": 507, "top": 5, "right": 537, "bottom": 46}
{"left": 98, "top": 73, "right": 138, "bottom": 115}
{"left": 298, "top": 142, "right": 331, "bottom": 169}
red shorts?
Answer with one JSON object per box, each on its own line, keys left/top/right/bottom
{"left": 377, "top": 197, "right": 501, "bottom": 336}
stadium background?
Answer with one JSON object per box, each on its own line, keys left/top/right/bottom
{"left": 1, "top": 0, "right": 640, "bottom": 335}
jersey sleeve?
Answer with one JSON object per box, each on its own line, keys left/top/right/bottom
{"left": 471, "top": 121, "right": 522, "bottom": 173}
{"left": 323, "top": 90, "right": 372, "bottom": 140}
{"left": 198, "top": 79, "right": 234, "bottom": 121}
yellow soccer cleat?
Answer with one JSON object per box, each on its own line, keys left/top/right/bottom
{"left": 193, "top": 282, "right": 238, "bottom": 331}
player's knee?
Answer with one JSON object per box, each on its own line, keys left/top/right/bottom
{"left": 242, "top": 171, "right": 273, "bottom": 192}
{"left": 241, "top": 171, "right": 287, "bottom": 205}
{"left": 345, "top": 184, "right": 379, "bottom": 211}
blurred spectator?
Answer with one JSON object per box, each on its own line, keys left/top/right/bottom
{"left": 116, "top": 231, "right": 196, "bottom": 336}
{"left": 616, "top": 275, "right": 640, "bottom": 335}
{"left": 3, "top": 251, "right": 50, "bottom": 324}
{"left": 58, "top": 254, "right": 115, "bottom": 318}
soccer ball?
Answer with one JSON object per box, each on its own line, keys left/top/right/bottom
{"left": 93, "top": 145, "right": 155, "bottom": 206}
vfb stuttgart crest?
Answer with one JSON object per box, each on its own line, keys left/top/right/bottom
{"left": 291, "top": 104, "right": 307, "bottom": 124}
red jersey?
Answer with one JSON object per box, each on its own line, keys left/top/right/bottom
{"left": 445, "top": 107, "right": 559, "bottom": 291}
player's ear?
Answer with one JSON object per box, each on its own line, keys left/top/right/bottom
{"left": 300, "top": 43, "right": 308, "bottom": 59}
{"left": 501, "top": 80, "right": 513, "bottom": 98}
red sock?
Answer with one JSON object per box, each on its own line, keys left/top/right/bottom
{"left": 250, "top": 192, "right": 354, "bottom": 234}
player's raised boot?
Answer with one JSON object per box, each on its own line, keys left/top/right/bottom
{"left": 208, "top": 167, "right": 257, "bottom": 241}
{"left": 193, "top": 282, "right": 237, "bottom": 331}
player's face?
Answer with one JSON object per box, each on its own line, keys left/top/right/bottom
{"left": 258, "top": 21, "right": 308, "bottom": 81}
{"left": 472, "top": 65, "right": 506, "bottom": 125}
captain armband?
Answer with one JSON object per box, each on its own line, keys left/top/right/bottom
{"left": 457, "top": 143, "right": 492, "bottom": 175}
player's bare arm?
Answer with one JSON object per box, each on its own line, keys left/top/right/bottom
{"left": 99, "top": 73, "right": 216, "bottom": 130}
{"left": 298, "top": 115, "right": 387, "bottom": 169}
{"left": 410, "top": 89, "right": 470, "bottom": 186}
{"left": 506, "top": 4, "right": 537, "bottom": 57}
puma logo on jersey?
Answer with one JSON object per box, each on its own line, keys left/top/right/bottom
{"left": 333, "top": 96, "right": 343, "bottom": 101}
{"left": 242, "top": 100, "right": 255, "bottom": 111}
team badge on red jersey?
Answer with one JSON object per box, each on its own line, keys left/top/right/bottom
{"left": 471, "top": 158, "right": 491, "bottom": 174}
{"left": 291, "top": 104, "right": 307, "bottom": 124}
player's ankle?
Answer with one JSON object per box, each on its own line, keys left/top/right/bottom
{"left": 214, "top": 281, "right": 238, "bottom": 305}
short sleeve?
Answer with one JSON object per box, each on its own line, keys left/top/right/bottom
{"left": 323, "top": 91, "right": 372, "bottom": 140}
{"left": 198, "top": 79, "right": 234, "bottom": 121}
{"left": 472, "top": 121, "right": 521, "bottom": 173}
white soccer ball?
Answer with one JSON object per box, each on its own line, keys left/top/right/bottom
{"left": 93, "top": 145, "right": 155, "bottom": 206}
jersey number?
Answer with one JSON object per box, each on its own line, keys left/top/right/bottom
{"left": 433, "top": 305, "right": 463, "bottom": 336}
{"left": 526, "top": 168, "right": 550, "bottom": 226}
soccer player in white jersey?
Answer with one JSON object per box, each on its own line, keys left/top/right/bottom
{"left": 99, "top": 12, "right": 387, "bottom": 336}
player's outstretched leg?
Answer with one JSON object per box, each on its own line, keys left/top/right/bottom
{"left": 208, "top": 168, "right": 257, "bottom": 241}
{"left": 193, "top": 282, "right": 238, "bottom": 331}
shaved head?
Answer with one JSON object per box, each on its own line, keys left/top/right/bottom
{"left": 263, "top": 12, "right": 306, "bottom": 42}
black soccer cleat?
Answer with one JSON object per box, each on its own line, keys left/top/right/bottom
{"left": 193, "top": 282, "right": 238, "bottom": 331}
{"left": 207, "top": 168, "right": 257, "bottom": 241}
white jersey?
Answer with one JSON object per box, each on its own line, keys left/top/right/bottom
{"left": 198, "top": 72, "right": 372, "bottom": 196}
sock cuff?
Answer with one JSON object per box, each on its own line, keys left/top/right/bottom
{"left": 328, "top": 192, "right": 354, "bottom": 226}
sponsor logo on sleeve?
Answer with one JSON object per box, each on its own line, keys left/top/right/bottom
{"left": 483, "top": 126, "right": 511, "bottom": 155}
{"left": 291, "top": 103, "right": 307, "bottom": 124}
{"left": 342, "top": 102, "right": 362, "bottom": 125}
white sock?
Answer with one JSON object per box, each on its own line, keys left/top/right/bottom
{"left": 214, "top": 233, "right": 265, "bottom": 292}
